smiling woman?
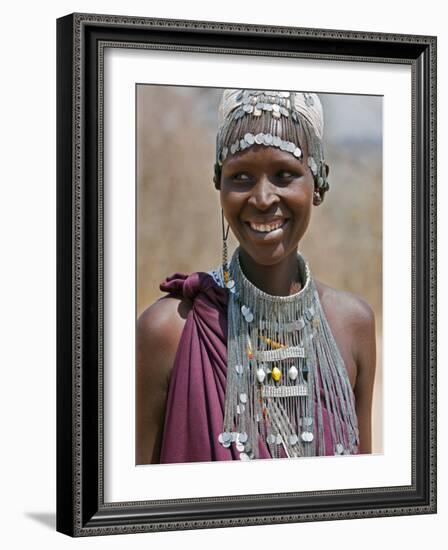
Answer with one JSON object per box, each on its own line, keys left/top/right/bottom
{"left": 136, "top": 88, "right": 376, "bottom": 465}
{"left": 219, "top": 146, "right": 315, "bottom": 281}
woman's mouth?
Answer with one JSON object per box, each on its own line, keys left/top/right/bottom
{"left": 244, "top": 218, "right": 289, "bottom": 240}
{"left": 247, "top": 219, "right": 287, "bottom": 234}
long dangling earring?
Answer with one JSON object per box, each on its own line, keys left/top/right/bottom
{"left": 221, "top": 209, "right": 230, "bottom": 285}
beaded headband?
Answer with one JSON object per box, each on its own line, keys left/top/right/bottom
{"left": 215, "top": 89, "right": 329, "bottom": 196}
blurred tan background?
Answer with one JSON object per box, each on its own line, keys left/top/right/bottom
{"left": 136, "top": 85, "right": 383, "bottom": 453}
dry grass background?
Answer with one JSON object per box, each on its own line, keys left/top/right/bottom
{"left": 136, "top": 85, "right": 383, "bottom": 453}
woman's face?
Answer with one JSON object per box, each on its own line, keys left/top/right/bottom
{"left": 219, "top": 144, "right": 314, "bottom": 267}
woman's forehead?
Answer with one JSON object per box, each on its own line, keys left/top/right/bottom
{"left": 222, "top": 144, "right": 306, "bottom": 170}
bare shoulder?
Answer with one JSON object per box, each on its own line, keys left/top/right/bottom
{"left": 137, "top": 295, "right": 193, "bottom": 383}
{"left": 137, "top": 295, "right": 192, "bottom": 344}
{"left": 314, "top": 279, "right": 375, "bottom": 332}
{"left": 314, "top": 279, "right": 376, "bottom": 369}
{"left": 136, "top": 295, "right": 193, "bottom": 464}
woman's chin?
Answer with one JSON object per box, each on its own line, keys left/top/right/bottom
{"left": 239, "top": 242, "right": 293, "bottom": 268}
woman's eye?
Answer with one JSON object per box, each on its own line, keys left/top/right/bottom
{"left": 233, "top": 172, "right": 251, "bottom": 182}
{"left": 276, "top": 170, "right": 296, "bottom": 179}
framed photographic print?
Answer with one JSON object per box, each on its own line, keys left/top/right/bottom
{"left": 56, "top": 13, "right": 437, "bottom": 536}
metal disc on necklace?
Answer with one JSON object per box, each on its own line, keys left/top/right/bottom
{"left": 241, "top": 305, "right": 249, "bottom": 316}
{"left": 237, "top": 404, "right": 245, "bottom": 414}
{"left": 276, "top": 434, "right": 283, "bottom": 445}
{"left": 235, "top": 364, "right": 243, "bottom": 375}
{"left": 301, "top": 431, "right": 314, "bottom": 443}
{"left": 239, "top": 393, "right": 248, "bottom": 404}
{"left": 289, "top": 434, "right": 299, "bottom": 445}
{"left": 218, "top": 432, "right": 231, "bottom": 448}
{"left": 226, "top": 279, "right": 235, "bottom": 289}
{"left": 238, "top": 431, "right": 248, "bottom": 443}
{"left": 267, "top": 434, "right": 276, "bottom": 445}
{"left": 305, "top": 309, "right": 314, "bottom": 322}
{"left": 245, "top": 312, "right": 254, "bottom": 323}
{"left": 219, "top": 432, "right": 232, "bottom": 445}
{"left": 236, "top": 442, "right": 245, "bottom": 452}
{"left": 239, "top": 452, "right": 250, "bottom": 461}
{"left": 335, "top": 443, "right": 344, "bottom": 455}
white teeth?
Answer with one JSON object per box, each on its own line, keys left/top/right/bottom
{"left": 250, "top": 221, "right": 285, "bottom": 233}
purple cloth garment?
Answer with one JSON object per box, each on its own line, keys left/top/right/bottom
{"left": 158, "top": 271, "right": 349, "bottom": 464}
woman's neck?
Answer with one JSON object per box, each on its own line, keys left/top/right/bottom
{"left": 238, "top": 248, "right": 302, "bottom": 296}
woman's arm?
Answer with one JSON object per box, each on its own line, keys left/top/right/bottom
{"left": 136, "top": 297, "right": 190, "bottom": 464}
{"left": 352, "top": 302, "right": 377, "bottom": 454}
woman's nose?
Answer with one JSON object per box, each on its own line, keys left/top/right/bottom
{"left": 248, "top": 176, "right": 280, "bottom": 210}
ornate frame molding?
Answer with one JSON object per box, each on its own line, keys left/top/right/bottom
{"left": 56, "top": 13, "right": 437, "bottom": 536}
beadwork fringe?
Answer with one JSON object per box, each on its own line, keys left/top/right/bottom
{"left": 218, "top": 248, "right": 359, "bottom": 460}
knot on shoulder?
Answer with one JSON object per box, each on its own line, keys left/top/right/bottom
{"left": 160, "top": 272, "right": 227, "bottom": 305}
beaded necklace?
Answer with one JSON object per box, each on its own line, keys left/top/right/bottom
{"left": 213, "top": 248, "right": 359, "bottom": 460}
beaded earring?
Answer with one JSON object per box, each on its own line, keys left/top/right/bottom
{"left": 221, "top": 209, "right": 231, "bottom": 286}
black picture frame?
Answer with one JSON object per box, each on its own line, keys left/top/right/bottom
{"left": 56, "top": 13, "right": 437, "bottom": 537}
